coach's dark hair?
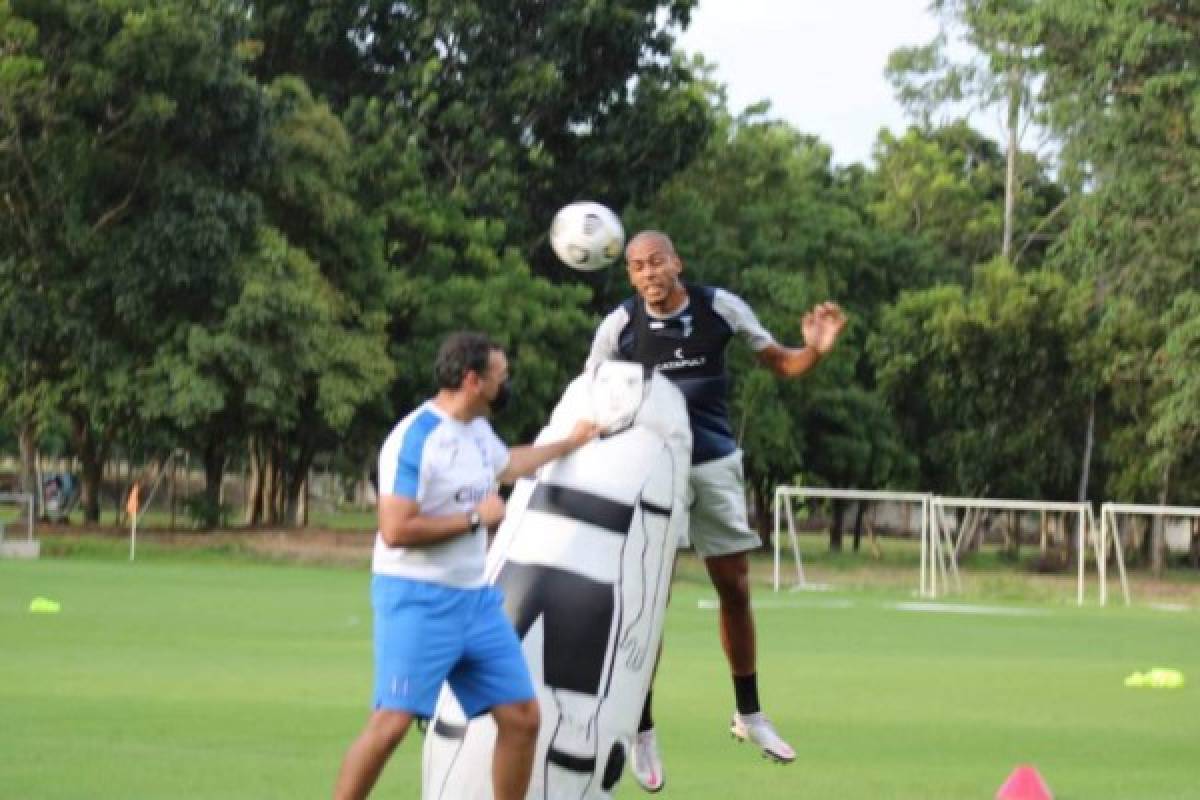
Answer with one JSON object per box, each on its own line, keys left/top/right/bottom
{"left": 434, "top": 331, "right": 500, "bottom": 389}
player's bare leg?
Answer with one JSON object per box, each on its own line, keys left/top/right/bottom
{"left": 334, "top": 709, "right": 413, "bottom": 800}
{"left": 705, "top": 552, "right": 755, "bottom": 674}
{"left": 491, "top": 699, "right": 540, "bottom": 800}
{"left": 705, "top": 552, "right": 795, "bottom": 763}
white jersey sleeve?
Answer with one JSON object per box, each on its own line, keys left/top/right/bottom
{"left": 713, "top": 288, "right": 776, "bottom": 352}
{"left": 377, "top": 408, "right": 440, "bottom": 503}
{"left": 478, "top": 420, "right": 509, "bottom": 480}
{"left": 585, "top": 306, "right": 632, "bottom": 371}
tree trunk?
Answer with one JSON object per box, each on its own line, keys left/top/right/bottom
{"left": 1151, "top": 465, "right": 1170, "bottom": 576}
{"left": 283, "top": 464, "right": 308, "bottom": 528}
{"left": 1006, "top": 511, "right": 1021, "bottom": 561}
{"left": 852, "top": 502, "right": 866, "bottom": 553}
{"left": 269, "top": 446, "right": 285, "bottom": 525}
{"left": 830, "top": 500, "right": 845, "bottom": 553}
{"left": 1077, "top": 394, "right": 1095, "bottom": 502}
{"left": 17, "top": 420, "right": 41, "bottom": 519}
{"left": 1002, "top": 69, "right": 1021, "bottom": 261}
{"left": 71, "top": 414, "right": 108, "bottom": 523}
{"left": 168, "top": 456, "right": 177, "bottom": 532}
{"left": 201, "top": 441, "right": 226, "bottom": 530}
{"left": 245, "top": 439, "right": 263, "bottom": 527}
{"left": 750, "top": 482, "right": 773, "bottom": 548}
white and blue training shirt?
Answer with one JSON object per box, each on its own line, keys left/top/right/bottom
{"left": 373, "top": 401, "right": 509, "bottom": 588}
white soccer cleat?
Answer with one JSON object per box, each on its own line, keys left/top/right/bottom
{"left": 630, "top": 728, "right": 665, "bottom": 792}
{"left": 730, "top": 712, "right": 796, "bottom": 764}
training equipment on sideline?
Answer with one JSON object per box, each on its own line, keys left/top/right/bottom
{"left": 1124, "top": 667, "right": 1185, "bottom": 689}
{"left": 423, "top": 360, "right": 692, "bottom": 799}
{"left": 996, "top": 764, "right": 1054, "bottom": 800}
{"left": 549, "top": 201, "right": 625, "bottom": 271}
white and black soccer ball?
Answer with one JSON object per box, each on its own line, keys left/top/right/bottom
{"left": 549, "top": 201, "right": 625, "bottom": 272}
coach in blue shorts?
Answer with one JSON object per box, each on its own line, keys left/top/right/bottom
{"left": 334, "top": 331, "right": 599, "bottom": 800}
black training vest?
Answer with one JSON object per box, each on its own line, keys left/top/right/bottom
{"left": 616, "top": 284, "right": 735, "bottom": 465}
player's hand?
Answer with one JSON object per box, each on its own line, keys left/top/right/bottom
{"left": 802, "top": 302, "right": 847, "bottom": 355}
{"left": 565, "top": 419, "right": 602, "bottom": 450}
{"left": 477, "top": 493, "right": 506, "bottom": 529}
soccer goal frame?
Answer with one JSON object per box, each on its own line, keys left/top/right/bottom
{"left": 1098, "top": 503, "right": 1200, "bottom": 607}
{"left": 773, "top": 487, "right": 933, "bottom": 595}
{"left": 0, "top": 491, "right": 38, "bottom": 559}
{"left": 930, "top": 497, "right": 1100, "bottom": 605}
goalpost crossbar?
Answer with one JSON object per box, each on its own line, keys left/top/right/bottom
{"left": 0, "top": 492, "right": 38, "bottom": 559}
{"left": 773, "top": 487, "right": 933, "bottom": 596}
{"left": 931, "top": 497, "right": 1097, "bottom": 606}
{"left": 1099, "top": 503, "right": 1200, "bottom": 607}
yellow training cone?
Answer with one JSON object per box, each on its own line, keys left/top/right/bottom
{"left": 1125, "top": 668, "right": 1184, "bottom": 689}
{"left": 1147, "top": 668, "right": 1185, "bottom": 689}
{"left": 28, "top": 597, "right": 61, "bottom": 614}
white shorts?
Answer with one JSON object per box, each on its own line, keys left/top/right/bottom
{"left": 686, "top": 450, "right": 762, "bottom": 558}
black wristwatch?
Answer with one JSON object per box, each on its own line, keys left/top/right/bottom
{"left": 467, "top": 509, "right": 482, "bottom": 531}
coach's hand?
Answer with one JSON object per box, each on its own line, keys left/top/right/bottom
{"left": 477, "top": 493, "right": 506, "bottom": 529}
{"left": 566, "top": 419, "right": 602, "bottom": 450}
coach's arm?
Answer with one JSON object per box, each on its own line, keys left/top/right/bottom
{"left": 496, "top": 419, "right": 600, "bottom": 485}
{"left": 377, "top": 493, "right": 507, "bottom": 548}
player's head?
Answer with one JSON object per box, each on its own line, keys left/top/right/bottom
{"left": 434, "top": 331, "right": 511, "bottom": 415}
{"left": 625, "top": 230, "right": 685, "bottom": 312}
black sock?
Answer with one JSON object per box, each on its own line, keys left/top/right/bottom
{"left": 638, "top": 691, "right": 654, "bottom": 732}
{"left": 733, "top": 673, "right": 760, "bottom": 715}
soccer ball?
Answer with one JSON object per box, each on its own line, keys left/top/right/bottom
{"left": 549, "top": 201, "right": 625, "bottom": 272}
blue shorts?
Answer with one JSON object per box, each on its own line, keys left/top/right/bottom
{"left": 371, "top": 575, "right": 535, "bottom": 719}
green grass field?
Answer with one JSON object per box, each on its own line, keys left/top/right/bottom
{"left": 2, "top": 548, "right": 1198, "bottom": 799}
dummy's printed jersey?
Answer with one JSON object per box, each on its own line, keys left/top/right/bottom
{"left": 587, "top": 285, "right": 774, "bottom": 465}
{"left": 373, "top": 401, "right": 508, "bottom": 588}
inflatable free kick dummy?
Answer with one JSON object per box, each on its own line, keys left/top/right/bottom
{"left": 422, "top": 361, "right": 692, "bottom": 799}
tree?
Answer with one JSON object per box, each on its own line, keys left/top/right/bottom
{"left": 247, "top": 0, "right": 716, "bottom": 452}
{"left": 137, "top": 76, "right": 394, "bottom": 528}
{"left": 886, "top": 0, "right": 1045, "bottom": 260}
{"left": 1, "top": 0, "right": 270, "bottom": 520}
{"left": 870, "top": 260, "right": 1095, "bottom": 501}
{"left": 871, "top": 123, "right": 1006, "bottom": 272}
{"left": 1034, "top": 2, "right": 1200, "bottom": 538}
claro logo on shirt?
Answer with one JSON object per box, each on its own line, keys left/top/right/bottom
{"left": 455, "top": 485, "right": 491, "bottom": 504}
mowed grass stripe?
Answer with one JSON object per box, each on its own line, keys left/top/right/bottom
{"left": 2, "top": 557, "right": 1197, "bottom": 799}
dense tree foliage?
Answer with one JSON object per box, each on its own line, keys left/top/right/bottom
{"left": 3, "top": 0, "right": 1199, "bottom": 564}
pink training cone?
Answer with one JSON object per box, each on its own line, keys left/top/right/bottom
{"left": 996, "top": 765, "right": 1054, "bottom": 800}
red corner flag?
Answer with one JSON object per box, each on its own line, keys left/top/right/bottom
{"left": 997, "top": 765, "right": 1054, "bottom": 800}
{"left": 126, "top": 483, "right": 140, "bottom": 517}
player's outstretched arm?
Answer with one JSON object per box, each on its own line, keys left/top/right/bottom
{"left": 497, "top": 419, "right": 601, "bottom": 484}
{"left": 755, "top": 302, "right": 847, "bottom": 379}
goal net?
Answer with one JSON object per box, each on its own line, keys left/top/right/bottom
{"left": 0, "top": 492, "right": 38, "bottom": 559}
{"left": 1098, "top": 503, "right": 1200, "bottom": 606}
{"left": 773, "top": 487, "right": 933, "bottom": 595}
{"left": 929, "top": 497, "right": 1100, "bottom": 605}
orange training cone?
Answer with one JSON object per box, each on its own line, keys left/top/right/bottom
{"left": 996, "top": 765, "right": 1054, "bottom": 800}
